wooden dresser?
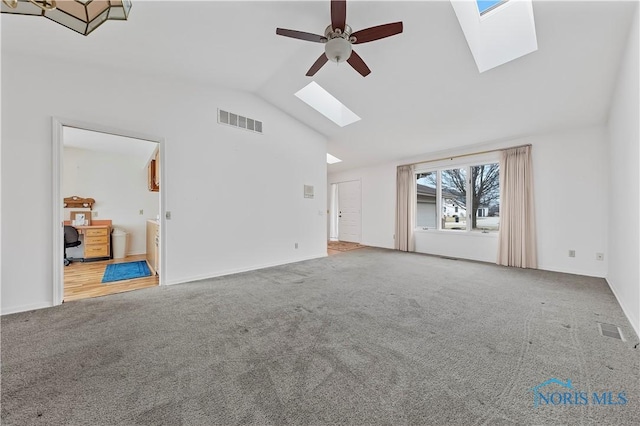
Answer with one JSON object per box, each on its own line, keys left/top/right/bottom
{"left": 65, "top": 220, "right": 112, "bottom": 261}
{"left": 80, "top": 226, "right": 111, "bottom": 260}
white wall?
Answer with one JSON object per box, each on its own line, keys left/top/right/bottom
{"left": 1, "top": 53, "right": 327, "bottom": 314}
{"left": 607, "top": 6, "right": 639, "bottom": 337}
{"left": 63, "top": 146, "right": 160, "bottom": 256}
{"left": 328, "top": 165, "right": 397, "bottom": 249}
{"left": 329, "top": 125, "right": 610, "bottom": 276}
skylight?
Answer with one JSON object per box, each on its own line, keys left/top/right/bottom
{"left": 451, "top": 0, "right": 537, "bottom": 73}
{"left": 327, "top": 153, "right": 342, "bottom": 164}
{"left": 476, "top": 0, "right": 508, "bottom": 16}
{"left": 295, "top": 82, "right": 361, "bottom": 127}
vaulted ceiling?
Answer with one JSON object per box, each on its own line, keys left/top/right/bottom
{"left": 2, "top": 1, "right": 637, "bottom": 172}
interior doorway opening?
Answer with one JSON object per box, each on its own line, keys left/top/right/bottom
{"left": 52, "top": 119, "right": 165, "bottom": 304}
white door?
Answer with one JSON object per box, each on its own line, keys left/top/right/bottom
{"left": 338, "top": 180, "right": 361, "bottom": 243}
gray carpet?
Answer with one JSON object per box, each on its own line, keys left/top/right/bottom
{"left": 2, "top": 248, "right": 639, "bottom": 425}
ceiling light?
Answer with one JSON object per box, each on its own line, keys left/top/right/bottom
{"left": 327, "top": 154, "right": 343, "bottom": 164}
{"left": 295, "top": 81, "right": 361, "bottom": 128}
{"left": 325, "top": 34, "right": 352, "bottom": 63}
{"left": 1, "top": 0, "right": 131, "bottom": 36}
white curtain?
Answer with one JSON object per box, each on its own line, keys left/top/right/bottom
{"left": 395, "top": 165, "right": 416, "bottom": 252}
{"left": 497, "top": 146, "right": 537, "bottom": 268}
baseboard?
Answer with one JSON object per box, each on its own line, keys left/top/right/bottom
{"left": 164, "top": 253, "right": 328, "bottom": 286}
{"left": 536, "top": 264, "right": 606, "bottom": 279}
{"left": 605, "top": 278, "right": 640, "bottom": 340}
{"left": 1, "top": 301, "right": 53, "bottom": 316}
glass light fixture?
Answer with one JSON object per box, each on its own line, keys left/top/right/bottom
{"left": 1, "top": 0, "right": 56, "bottom": 16}
{"left": 107, "top": 0, "right": 130, "bottom": 20}
{"left": 1, "top": 0, "right": 131, "bottom": 35}
{"left": 325, "top": 37, "right": 352, "bottom": 63}
{"left": 323, "top": 24, "right": 355, "bottom": 63}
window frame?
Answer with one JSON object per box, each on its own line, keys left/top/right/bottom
{"left": 414, "top": 153, "right": 500, "bottom": 235}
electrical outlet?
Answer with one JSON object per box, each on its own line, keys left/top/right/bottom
{"left": 295, "top": 243, "right": 298, "bottom": 249}
{"left": 93, "top": 211, "right": 98, "bottom": 217}
{"left": 139, "top": 209, "right": 144, "bottom": 215}
{"left": 568, "top": 250, "right": 576, "bottom": 258}
{"left": 166, "top": 211, "right": 172, "bottom": 220}
{"left": 596, "top": 253, "right": 604, "bottom": 261}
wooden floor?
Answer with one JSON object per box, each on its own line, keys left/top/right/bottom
{"left": 64, "top": 254, "right": 159, "bottom": 302}
{"left": 327, "top": 241, "right": 366, "bottom": 256}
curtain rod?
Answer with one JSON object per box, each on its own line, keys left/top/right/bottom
{"left": 399, "top": 143, "right": 532, "bottom": 168}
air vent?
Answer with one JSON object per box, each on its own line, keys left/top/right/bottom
{"left": 218, "top": 109, "right": 263, "bottom": 134}
{"left": 598, "top": 322, "right": 625, "bottom": 341}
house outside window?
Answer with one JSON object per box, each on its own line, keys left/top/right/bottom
{"left": 416, "top": 171, "right": 437, "bottom": 229}
{"left": 415, "top": 161, "right": 500, "bottom": 233}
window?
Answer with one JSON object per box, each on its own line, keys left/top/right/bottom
{"left": 415, "top": 162, "right": 500, "bottom": 233}
{"left": 471, "top": 164, "right": 500, "bottom": 232}
{"left": 441, "top": 168, "right": 467, "bottom": 230}
{"left": 416, "top": 172, "right": 437, "bottom": 229}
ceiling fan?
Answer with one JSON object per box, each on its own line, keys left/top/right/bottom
{"left": 276, "top": 0, "right": 403, "bottom": 77}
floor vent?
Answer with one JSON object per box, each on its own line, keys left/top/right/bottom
{"left": 218, "top": 109, "right": 263, "bottom": 134}
{"left": 598, "top": 322, "right": 625, "bottom": 341}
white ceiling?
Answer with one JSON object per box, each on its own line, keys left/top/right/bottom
{"left": 63, "top": 127, "right": 158, "bottom": 167}
{"left": 2, "top": 1, "right": 637, "bottom": 172}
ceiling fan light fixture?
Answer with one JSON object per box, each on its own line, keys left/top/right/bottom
{"left": 325, "top": 37, "right": 352, "bottom": 63}
{"left": 275, "top": 0, "right": 403, "bottom": 76}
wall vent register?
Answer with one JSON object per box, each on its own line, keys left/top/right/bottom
{"left": 218, "top": 109, "right": 263, "bottom": 134}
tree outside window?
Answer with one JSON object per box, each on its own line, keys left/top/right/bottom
{"left": 471, "top": 164, "right": 500, "bottom": 231}
{"left": 441, "top": 168, "right": 467, "bottom": 230}
{"left": 415, "top": 162, "right": 500, "bottom": 232}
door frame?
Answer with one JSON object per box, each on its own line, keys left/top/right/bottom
{"left": 335, "top": 179, "right": 362, "bottom": 243}
{"left": 52, "top": 117, "right": 166, "bottom": 306}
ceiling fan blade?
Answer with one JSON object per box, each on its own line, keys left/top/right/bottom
{"left": 347, "top": 50, "right": 371, "bottom": 77}
{"left": 306, "top": 54, "right": 329, "bottom": 76}
{"left": 276, "top": 28, "right": 327, "bottom": 43}
{"left": 331, "top": 0, "right": 346, "bottom": 31}
{"left": 352, "top": 22, "right": 403, "bottom": 44}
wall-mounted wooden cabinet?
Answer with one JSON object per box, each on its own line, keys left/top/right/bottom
{"left": 154, "top": 149, "right": 160, "bottom": 187}
{"left": 147, "top": 149, "right": 159, "bottom": 192}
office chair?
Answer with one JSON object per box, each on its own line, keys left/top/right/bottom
{"left": 64, "top": 225, "right": 81, "bottom": 266}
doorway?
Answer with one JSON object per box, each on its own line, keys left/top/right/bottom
{"left": 52, "top": 118, "right": 165, "bottom": 305}
{"left": 333, "top": 180, "right": 362, "bottom": 243}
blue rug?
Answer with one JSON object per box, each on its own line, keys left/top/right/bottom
{"left": 102, "top": 261, "right": 151, "bottom": 283}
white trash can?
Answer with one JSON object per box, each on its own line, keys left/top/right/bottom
{"left": 112, "top": 228, "right": 127, "bottom": 259}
